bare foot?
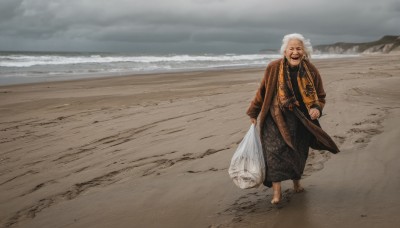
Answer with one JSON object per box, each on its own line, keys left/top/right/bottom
{"left": 293, "top": 180, "right": 304, "bottom": 193}
{"left": 271, "top": 194, "right": 281, "bottom": 204}
{"left": 271, "top": 182, "right": 282, "bottom": 204}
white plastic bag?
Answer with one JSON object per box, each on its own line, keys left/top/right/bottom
{"left": 228, "top": 124, "right": 265, "bottom": 189}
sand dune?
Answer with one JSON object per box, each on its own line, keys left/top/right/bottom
{"left": 1, "top": 54, "right": 400, "bottom": 228}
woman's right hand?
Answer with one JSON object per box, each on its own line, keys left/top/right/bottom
{"left": 250, "top": 118, "right": 257, "bottom": 125}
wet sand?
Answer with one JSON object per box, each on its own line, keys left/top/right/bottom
{"left": 1, "top": 54, "right": 400, "bottom": 228}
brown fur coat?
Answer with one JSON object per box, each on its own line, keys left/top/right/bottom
{"left": 247, "top": 58, "right": 339, "bottom": 153}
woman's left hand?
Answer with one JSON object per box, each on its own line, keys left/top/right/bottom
{"left": 309, "top": 108, "right": 320, "bottom": 120}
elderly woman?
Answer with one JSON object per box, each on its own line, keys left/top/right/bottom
{"left": 247, "top": 33, "right": 339, "bottom": 204}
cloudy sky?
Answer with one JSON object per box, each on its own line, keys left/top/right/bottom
{"left": 0, "top": 0, "right": 399, "bottom": 54}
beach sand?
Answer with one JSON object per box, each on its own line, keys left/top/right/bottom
{"left": 1, "top": 54, "right": 400, "bottom": 228}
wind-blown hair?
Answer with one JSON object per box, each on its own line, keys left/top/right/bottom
{"left": 280, "top": 33, "right": 313, "bottom": 59}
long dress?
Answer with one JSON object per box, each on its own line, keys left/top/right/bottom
{"left": 262, "top": 66, "right": 312, "bottom": 186}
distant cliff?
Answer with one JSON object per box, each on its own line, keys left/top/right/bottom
{"left": 313, "top": 35, "right": 400, "bottom": 54}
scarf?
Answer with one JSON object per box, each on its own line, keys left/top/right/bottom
{"left": 277, "top": 58, "right": 320, "bottom": 112}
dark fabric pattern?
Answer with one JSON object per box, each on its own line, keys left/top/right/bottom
{"left": 261, "top": 110, "right": 312, "bottom": 185}
{"left": 289, "top": 66, "right": 310, "bottom": 117}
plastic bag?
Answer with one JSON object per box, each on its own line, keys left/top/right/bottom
{"left": 228, "top": 124, "right": 265, "bottom": 189}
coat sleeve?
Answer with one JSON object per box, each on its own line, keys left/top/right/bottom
{"left": 309, "top": 63, "right": 326, "bottom": 112}
{"left": 246, "top": 67, "right": 268, "bottom": 119}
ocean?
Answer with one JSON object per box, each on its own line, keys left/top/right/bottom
{"left": 0, "top": 51, "right": 358, "bottom": 85}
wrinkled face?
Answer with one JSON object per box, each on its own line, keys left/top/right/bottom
{"left": 284, "top": 39, "right": 305, "bottom": 67}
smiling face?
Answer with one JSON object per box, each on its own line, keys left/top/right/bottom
{"left": 284, "top": 39, "right": 305, "bottom": 67}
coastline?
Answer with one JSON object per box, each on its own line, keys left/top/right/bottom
{"left": 1, "top": 53, "right": 400, "bottom": 228}
{"left": 0, "top": 52, "right": 358, "bottom": 87}
{"left": 0, "top": 65, "right": 266, "bottom": 87}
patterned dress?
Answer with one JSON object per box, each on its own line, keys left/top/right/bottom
{"left": 262, "top": 66, "right": 312, "bottom": 187}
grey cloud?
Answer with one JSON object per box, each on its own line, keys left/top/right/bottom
{"left": 0, "top": 0, "right": 23, "bottom": 21}
{"left": 0, "top": 0, "right": 398, "bottom": 53}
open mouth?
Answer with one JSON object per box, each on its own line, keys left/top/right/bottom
{"left": 291, "top": 56, "right": 300, "bottom": 61}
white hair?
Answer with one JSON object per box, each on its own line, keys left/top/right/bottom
{"left": 280, "top": 33, "right": 313, "bottom": 59}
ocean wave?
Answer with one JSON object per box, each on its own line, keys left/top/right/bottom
{"left": 0, "top": 53, "right": 274, "bottom": 67}
{"left": 0, "top": 52, "right": 359, "bottom": 85}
